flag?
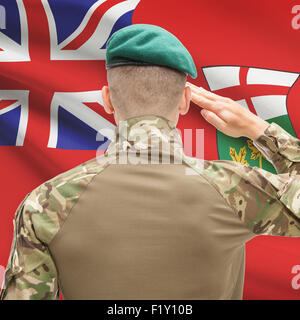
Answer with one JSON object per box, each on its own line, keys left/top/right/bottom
{"left": 0, "top": 90, "right": 29, "bottom": 146}
{"left": 203, "top": 66, "right": 299, "bottom": 172}
{"left": 1, "top": 0, "right": 300, "bottom": 300}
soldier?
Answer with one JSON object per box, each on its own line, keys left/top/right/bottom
{"left": 1, "top": 24, "right": 300, "bottom": 300}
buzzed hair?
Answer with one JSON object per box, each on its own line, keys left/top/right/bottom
{"left": 107, "top": 65, "right": 187, "bottom": 119}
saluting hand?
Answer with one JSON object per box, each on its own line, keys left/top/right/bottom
{"left": 186, "top": 82, "right": 269, "bottom": 141}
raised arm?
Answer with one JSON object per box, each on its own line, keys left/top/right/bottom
{"left": 187, "top": 82, "right": 300, "bottom": 176}
{"left": 187, "top": 82, "right": 300, "bottom": 236}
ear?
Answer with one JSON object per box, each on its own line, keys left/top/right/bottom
{"left": 101, "top": 85, "right": 115, "bottom": 114}
{"left": 178, "top": 85, "right": 191, "bottom": 116}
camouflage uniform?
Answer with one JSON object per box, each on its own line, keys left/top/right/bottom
{"left": 1, "top": 115, "right": 300, "bottom": 300}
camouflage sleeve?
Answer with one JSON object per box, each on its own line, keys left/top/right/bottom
{"left": 0, "top": 156, "right": 109, "bottom": 300}
{"left": 0, "top": 192, "right": 59, "bottom": 300}
{"left": 201, "top": 160, "right": 300, "bottom": 237}
{"left": 252, "top": 122, "right": 300, "bottom": 175}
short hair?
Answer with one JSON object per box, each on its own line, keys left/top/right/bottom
{"left": 107, "top": 65, "right": 187, "bottom": 119}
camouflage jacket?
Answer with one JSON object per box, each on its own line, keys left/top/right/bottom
{"left": 1, "top": 114, "right": 300, "bottom": 300}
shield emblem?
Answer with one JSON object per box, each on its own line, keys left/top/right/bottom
{"left": 202, "top": 65, "right": 299, "bottom": 173}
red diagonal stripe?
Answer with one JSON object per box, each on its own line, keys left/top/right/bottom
{"left": 84, "top": 102, "right": 116, "bottom": 125}
{"left": 0, "top": 100, "right": 18, "bottom": 110}
{"left": 62, "top": 0, "right": 124, "bottom": 50}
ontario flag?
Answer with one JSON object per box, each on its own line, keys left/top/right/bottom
{"left": 203, "top": 66, "right": 299, "bottom": 172}
{"left": 0, "top": 0, "right": 300, "bottom": 300}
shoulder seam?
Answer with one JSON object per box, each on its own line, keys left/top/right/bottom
{"left": 47, "top": 161, "right": 111, "bottom": 247}
{"left": 186, "top": 158, "right": 248, "bottom": 223}
{"left": 182, "top": 156, "right": 238, "bottom": 215}
{"left": 198, "top": 163, "right": 240, "bottom": 216}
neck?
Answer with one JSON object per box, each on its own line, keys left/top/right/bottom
{"left": 116, "top": 110, "right": 178, "bottom": 125}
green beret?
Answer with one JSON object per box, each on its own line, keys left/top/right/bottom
{"left": 105, "top": 24, "right": 197, "bottom": 79}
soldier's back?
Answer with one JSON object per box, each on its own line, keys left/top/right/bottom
{"left": 47, "top": 153, "right": 253, "bottom": 300}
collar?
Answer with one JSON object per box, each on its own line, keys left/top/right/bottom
{"left": 105, "top": 114, "right": 184, "bottom": 157}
